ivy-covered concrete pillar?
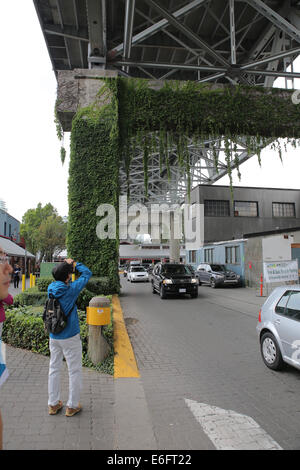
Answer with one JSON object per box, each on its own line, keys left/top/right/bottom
{"left": 56, "top": 69, "right": 120, "bottom": 292}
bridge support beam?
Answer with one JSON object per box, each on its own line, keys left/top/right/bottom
{"left": 169, "top": 211, "right": 181, "bottom": 263}
{"left": 57, "top": 69, "right": 120, "bottom": 291}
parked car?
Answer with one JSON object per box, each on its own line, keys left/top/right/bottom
{"left": 257, "top": 285, "right": 300, "bottom": 371}
{"left": 151, "top": 263, "right": 198, "bottom": 299}
{"left": 127, "top": 266, "right": 149, "bottom": 282}
{"left": 196, "top": 263, "right": 241, "bottom": 288}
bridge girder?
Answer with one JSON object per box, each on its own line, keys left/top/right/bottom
{"left": 34, "top": 0, "right": 300, "bottom": 204}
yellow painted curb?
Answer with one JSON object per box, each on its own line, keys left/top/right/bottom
{"left": 113, "top": 294, "right": 140, "bottom": 378}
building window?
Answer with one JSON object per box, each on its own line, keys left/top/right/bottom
{"left": 234, "top": 201, "right": 258, "bottom": 217}
{"left": 272, "top": 202, "right": 295, "bottom": 218}
{"left": 190, "top": 250, "right": 196, "bottom": 263}
{"left": 225, "top": 246, "right": 240, "bottom": 264}
{"left": 204, "top": 248, "right": 214, "bottom": 263}
{"left": 204, "top": 200, "right": 230, "bottom": 217}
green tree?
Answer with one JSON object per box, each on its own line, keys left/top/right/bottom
{"left": 37, "top": 215, "right": 67, "bottom": 261}
{"left": 20, "top": 203, "right": 66, "bottom": 261}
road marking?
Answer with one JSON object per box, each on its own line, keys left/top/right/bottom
{"left": 113, "top": 295, "right": 140, "bottom": 378}
{"left": 184, "top": 399, "right": 282, "bottom": 450}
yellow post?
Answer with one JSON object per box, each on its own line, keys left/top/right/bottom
{"left": 29, "top": 273, "right": 33, "bottom": 288}
{"left": 22, "top": 275, "right": 26, "bottom": 292}
{"left": 33, "top": 275, "right": 36, "bottom": 287}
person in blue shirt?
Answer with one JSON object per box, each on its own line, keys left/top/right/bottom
{"left": 47, "top": 258, "right": 92, "bottom": 417}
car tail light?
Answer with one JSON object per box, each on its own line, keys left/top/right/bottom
{"left": 258, "top": 309, "right": 261, "bottom": 323}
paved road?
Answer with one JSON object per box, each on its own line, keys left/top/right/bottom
{"left": 119, "top": 277, "right": 300, "bottom": 450}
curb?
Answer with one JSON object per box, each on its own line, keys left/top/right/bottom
{"left": 112, "top": 295, "right": 157, "bottom": 449}
{"left": 112, "top": 294, "right": 140, "bottom": 378}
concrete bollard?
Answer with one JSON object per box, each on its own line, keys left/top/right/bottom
{"left": 86, "top": 296, "right": 111, "bottom": 365}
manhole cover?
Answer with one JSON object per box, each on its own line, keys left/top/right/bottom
{"left": 125, "top": 317, "right": 139, "bottom": 325}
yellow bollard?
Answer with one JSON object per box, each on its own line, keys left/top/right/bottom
{"left": 29, "top": 273, "right": 33, "bottom": 288}
{"left": 86, "top": 297, "right": 111, "bottom": 365}
{"left": 22, "top": 274, "right": 26, "bottom": 292}
{"left": 33, "top": 275, "right": 36, "bottom": 287}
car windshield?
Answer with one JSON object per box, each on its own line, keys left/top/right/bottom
{"left": 186, "top": 265, "right": 195, "bottom": 273}
{"left": 131, "top": 267, "right": 146, "bottom": 272}
{"left": 161, "top": 265, "right": 190, "bottom": 275}
{"left": 210, "top": 265, "right": 226, "bottom": 272}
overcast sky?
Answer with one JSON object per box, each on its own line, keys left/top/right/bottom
{"left": 1, "top": 1, "right": 300, "bottom": 223}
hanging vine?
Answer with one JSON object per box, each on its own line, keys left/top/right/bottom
{"left": 57, "top": 77, "right": 300, "bottom": 203}
{"left": 54, "top": 99, "right": 66, "bottom": 164}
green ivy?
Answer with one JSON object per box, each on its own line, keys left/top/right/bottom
{"left": 117, "top": 78, "right": 300, "bottom": 197}
{"left": 63, "top": 77, "right": 300, "bottom": 288}
{"left": 68, "top": 80, "right": 120, "bottom": 292}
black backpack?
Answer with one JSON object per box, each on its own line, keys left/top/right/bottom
{"left": 43, "top": 295, "right": 73, "bottom": 335}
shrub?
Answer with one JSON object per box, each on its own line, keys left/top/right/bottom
{"left": 36, "top": 277, "right": 53, "bottom": 292}
{"left": 76, "top": 289, "right": 95, "bottom": 310}
{"left": 13, "top": 288, "right": 48, "bottom": 307}
{"left": 3, "top": 307, "right": 49, "bottom": 355}
{"left": 2, "top": 302, "right": 114, "bottom": 375}
{"left": 86, "top": 277, "right": 115, "bottom": 295}
{"left": 37, "top": 276, "right": 116, "bottom": 296}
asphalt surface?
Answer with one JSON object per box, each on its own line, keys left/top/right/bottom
{"left": 120, "top": 276, "right": 300, "bottom": 450}
{"left": 2, "top": 277, "right": 300, "bottom": 451}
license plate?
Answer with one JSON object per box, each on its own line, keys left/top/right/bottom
{"left": 179, "top": 288, "right": 186, "bottom": 293}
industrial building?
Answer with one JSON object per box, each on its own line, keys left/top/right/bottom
{"left": 186, "top": 185, "right": 300, "bottom": 287}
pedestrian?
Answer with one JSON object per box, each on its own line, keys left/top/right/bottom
{"left": 47, "top": 258, "right": 92, "bottom": 417}
{"left": 13, "top": 264, "right": 21, "bottom": 289}
{"left": 0, "top": 246, "right": 13, "bottom": 450}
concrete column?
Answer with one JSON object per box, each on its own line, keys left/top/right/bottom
{"left": 169, "top": 211, "right": 181, "bottom": 263}
{"left": 56, "top": 69, "right": 120, "bottom": 288}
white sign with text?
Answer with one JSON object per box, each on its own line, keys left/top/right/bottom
{"left": 263, "top": 260, "right": 299, "bottom": 284}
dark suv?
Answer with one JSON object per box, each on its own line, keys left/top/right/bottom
{"left": 196, "top": 263, "right": 241, "bottom": 288}
{"left": 151, "top": 263, "right": 198, "bottom": 299}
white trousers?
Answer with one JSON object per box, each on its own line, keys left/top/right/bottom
{"left": 48, "top": 334, "right": 82, "bottom": 409}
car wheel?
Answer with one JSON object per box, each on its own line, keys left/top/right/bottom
{"left": 260, "top": 332, "right": 284, "bottom": 371}
{"left": 210, "top": 278, "right": 216, "bottom": 288}
{"left": 160, "top": 285, "right": 167, "bottom": 299}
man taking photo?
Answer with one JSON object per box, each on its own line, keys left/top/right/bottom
{"left": 47, "top": 258, "right": 92, "bottom": 417}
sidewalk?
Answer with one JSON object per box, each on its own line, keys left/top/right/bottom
{"left": 0, "top": 288, "right": 157, "bottom": 451}
{"left": 0, "top": 285, "right": 268, "bottom": 450}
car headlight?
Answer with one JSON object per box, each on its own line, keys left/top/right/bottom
{"left": 191, "top": 278, "right": 198, "bottom": 283}
{"left": 163, "top": 279, "right": 173, "bottom": 284}
{"left": 215, "top": 274, "right": 224, "bottom": 278}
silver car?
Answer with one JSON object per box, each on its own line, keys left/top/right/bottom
{"left": 257, "top": 285, "right": 300, "bottom": 371}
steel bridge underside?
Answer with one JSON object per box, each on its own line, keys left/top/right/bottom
{"left": 34, "top": 0, "right": 300, "bottom": 204}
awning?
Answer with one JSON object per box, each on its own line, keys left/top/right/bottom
{"left": 0, "top": 237, "right": 35, "bottom": 258}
